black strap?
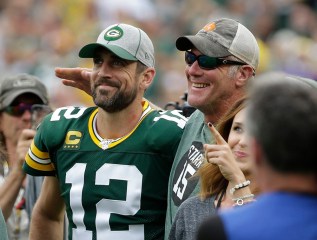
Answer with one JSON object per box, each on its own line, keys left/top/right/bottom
{"left": 215, "top": 188, "right": 226, "bottom": 209}
{"left": 196, "top": 215, "right": 228, "bottom": 240}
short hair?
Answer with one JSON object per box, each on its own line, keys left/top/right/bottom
{"left": 246, "top": 73, "right": 317, "bottom": 173}
{"left": 136, "top": 61, "right": 147, "bottom": 75}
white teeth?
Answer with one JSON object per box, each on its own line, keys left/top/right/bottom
{"left": 192, "top": 83, "right": 209, "bottom": 88}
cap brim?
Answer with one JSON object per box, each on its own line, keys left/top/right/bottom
{"left": 176, "top": 36, "right": 195, "bottom": 51}
{"left": 176, "top": 35, "right": 231, "bottom": 57}
{"left": 79, "top": 43, "right": 138, "bottom": 61}
{"left": 1, "top": 89, "right": 47, "bottom": 109}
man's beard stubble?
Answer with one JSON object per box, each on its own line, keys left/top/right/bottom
{"left": 92, "top": 79, "right": 138, "bottom": 113}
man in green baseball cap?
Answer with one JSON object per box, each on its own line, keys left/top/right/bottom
{"left": 79, "top": 23, "right": 155, "bottom": 67}
{"left": 24, "top": 23, "right": 185, "bottom": 240}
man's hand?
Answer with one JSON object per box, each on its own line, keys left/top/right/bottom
{"left": 55, "top": 67, "right": 92, "bottom": 95}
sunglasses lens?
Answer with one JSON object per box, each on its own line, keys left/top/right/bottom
{"left": 198, "top": 55, "right": 217, "bottom": 69}
{"left": 185, "top": 51, "right": 217, "bottom": 70}
{"left": 4, "top": 103, "right": 33, "bottom": 116}
{"left": 185, "top": 52, "right": 196, "bottom": 65}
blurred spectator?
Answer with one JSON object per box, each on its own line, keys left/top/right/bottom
{"left": 0, "top": 0, "right": 316, "bottom": 109}
{"left": 197, "top": 72, "right": 317, "bottom": 240}
{"left": 0, "top": 73, "right": 50, "bottom": 240}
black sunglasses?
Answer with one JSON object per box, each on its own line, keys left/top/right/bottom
{"left": 185, "top": 51, "right": 246, "bottom": 70}
{"left": 2, "top": 103, "right": 50, "bottom": 117}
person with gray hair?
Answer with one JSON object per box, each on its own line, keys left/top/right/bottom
{"left": 165, "top": 18, "right": 258, "bottom": 238}
{"left": 197, "top": 72, "right": 317, "bottom": 240}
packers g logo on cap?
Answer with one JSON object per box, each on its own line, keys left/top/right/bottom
{"left": 104, "top": 26, "right": 124, "bottom": 41}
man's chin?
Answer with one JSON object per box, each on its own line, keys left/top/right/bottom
{"left": 187, "top": 96, "right": 203, "bottom": 108}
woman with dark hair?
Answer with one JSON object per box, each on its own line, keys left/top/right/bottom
{"left": 169, "top": 97, "right": 259, "bottom": 240}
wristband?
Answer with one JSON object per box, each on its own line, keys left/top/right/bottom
{"left": 232, "top": 194, "right": 255, "bottom": 206}
{"left": 232, "top": 198, "right": 256, "bottom": 207}
{"left": 229, "top": 180, "right": 250, "bottom": 194}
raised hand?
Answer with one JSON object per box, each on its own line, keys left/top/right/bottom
{"left": 55, "top": 67, "right": 92, "bottom": 95}
{"left": 203, "top": 123, "right": 245, "bottom": 183}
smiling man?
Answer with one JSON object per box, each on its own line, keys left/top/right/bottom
{"left": 51, "top": 18, "right": 260, "bottom": 239}
{"left": 165, "top": 18, "right": 259, "bottom": 238}
{"left": 23, "top": 23, "right": 185, "bottom": 240}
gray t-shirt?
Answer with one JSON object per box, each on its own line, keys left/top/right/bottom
{"left": 169, "top": 195, "right": 217, "bottom": 240}
{"left": 165, "top": 110, "right": 213, "bottom": 239}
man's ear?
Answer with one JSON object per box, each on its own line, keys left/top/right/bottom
{"left": 140, "top": 67, "right": 155, "bottom": 90}
{"left": 236, "top": 65, "right": 254, "bottom": 87}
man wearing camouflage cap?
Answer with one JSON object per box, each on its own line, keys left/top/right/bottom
{"left": 0, "top": 73, "right": 49, "bottom": 239}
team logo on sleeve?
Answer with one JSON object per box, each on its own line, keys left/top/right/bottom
{"left": 172, "top": 141, "right": 204, "bottom": 206}
{"left": 63, "top": 131, "right": 83, "bottom": 150}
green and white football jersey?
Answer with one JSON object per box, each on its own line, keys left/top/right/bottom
{"left": 23, "top": 101, "right": 186, "bottom": 240}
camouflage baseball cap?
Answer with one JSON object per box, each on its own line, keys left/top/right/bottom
{"left": 0, "top": 73, "right": 48, "bottom": 110}
{"left": 176, "top": 18, "right": 259, "bottom": 70}
{"left": 79, "top": 23, "right": 155, "bottom": 67}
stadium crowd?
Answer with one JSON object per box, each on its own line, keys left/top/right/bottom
{"left": 0, "top": 0, "right": 316, "bottom": 107}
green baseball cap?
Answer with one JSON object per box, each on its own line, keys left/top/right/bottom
{"left": 79, "top": 23, "right": 155, "bottom": 67}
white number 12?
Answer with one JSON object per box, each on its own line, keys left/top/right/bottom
{"left": 66, "top": 163, "right": 144, "bottom": 239}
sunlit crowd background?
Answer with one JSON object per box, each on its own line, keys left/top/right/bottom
{"left": 0, "top": 0, "right": 316, "bottom": 108}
